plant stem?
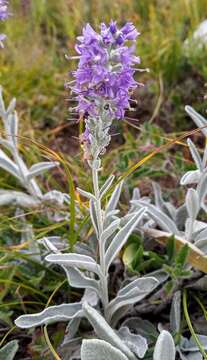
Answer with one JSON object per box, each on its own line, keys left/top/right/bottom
{"left": 183, "top": 289, "right": 207, "bottom": 360}
{"left": 91, "top": 161, "right": 109, "bottom": 318}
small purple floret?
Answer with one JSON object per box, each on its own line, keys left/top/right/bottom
{"left": 0, "top": 0, "right": 9, "bottom": 48}
{"left": 0, "top": 0, "right": 9, "bottom": 21}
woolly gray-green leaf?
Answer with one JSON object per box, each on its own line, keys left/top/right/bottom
{"left": 6, "top": 97, "right": 16, "bottom": 115}
{"left": 100, "top": 175, "right": 115, "bottom": 199}
{"left": 64, "top": 266, "right": 100, "bottom": 294}
{"left": 82, "top": 302, "right": 136, "bottom": 360}
{"left": 0, "top": 149, "right": 21, "bottom": 180}
{"left": 108, "top": 277, "right": 158, "bottom": 319}
{"left": 195, "top": 226, "right": 207, "bottom": 242}
{"left": 153, "top": 331, "right": 175, "bottom": 360}
{"left": 153, "top": 182, "right": 166, "bottom": 211}
{"left": 118, "top": 326, "right": 148, "bottom": 358}
{"left": 180, "top": 170, "right": 201, "bottom": 186}
{"left": 27, "top": 161, "right": 59, "bottom": 180}
{"left": 187, "top": 138, "right": 203, "bottom": 172}
{"left": 0, "top": 340, "right": 19, "bottom": 360}
{"left": 77, "top": 187, "right": 96, "bottom": 201}
{"left": 197, "top": 172, "right": 207, "bottom": 204}
{"left": 185, "top": 106, "right": 207, "bottom": 137}
{"left": 105, "top": 180, "right": 124, "bottom": 213}
{"left": 81, "top": 339, "right": 128, "bottom": 360}
{"left": 170, "top": 291, "right": 181, "bottom": 333}
{"left": 15, "top": 303, "right": 83, "bottom": 328}
{"left": 194, "top": 239, "right": 207, "bottom": 253}
{"left": 122, "top": 317, "right": 158, "bottom": 343}
{"left": 46, "top": 253, "right": 101, "bottom": 276}
{"left": 180, "top": 334, "right": 207, "bottom": 352}
{"left": 101, "top": 218, "right": 120, "bottom": 245}
{"left": 186, "top": 188, "right": 200, "bottom": 219}
{"left": 135, "top": 201, "right": 179, "bottom": 235}
{"left": 7, "top": 112, "right": 18, "bottom": 146}
{"left": 105, "top": 208, "right": 146, "bottom": 270}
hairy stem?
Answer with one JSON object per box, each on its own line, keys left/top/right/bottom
{"left": 91, "top": 161, "right": 109, "bottom": 319}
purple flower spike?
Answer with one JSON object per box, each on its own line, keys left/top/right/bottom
{"left": 68, "top": 21, "right": 142, "bottom": 159}
{"left": 0, "top": 1, "right": 9, "bottom": 48}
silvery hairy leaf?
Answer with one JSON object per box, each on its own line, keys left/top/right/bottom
{"left": 81, "top": 339, "right": 128, "bottom": 360}
{"left": 153, "top": 330, "right": 175, "bottom": 360}
{"left": 82, "top": 289, "right": 99, "bottom": 308}
{"left": 170, "top": 291, "right": 181, "bottom": 333}
{"left": 122, "top": 317, "right": 158, "bottom": 343}
{"left": 0, "top": 149, "right": 21, "bottom": 180}
{"left": 194, "top": 226, "right": 207, "bottom": 242}
{"left": 6, "top": 97, "right": 16, "bottom": 115}
{"left": 105, "top": 180, "right": 124, "bottom": 213}
{"left": 82, "top": 302, "right": 136, "bottom": 360}
{"left": 77, "top": 187, "right": 96, "bottom": 201}
{"left": 145, "top": 269, "right": 169, "bottom": 284}
{"left": 100, "top": 175, "right": 115, "bottom": 199}
{"left": 135, "top": 201, "right": 179, "bottom": 235}
{"left": 15, "top": 302, "right": 83, "bottom": 328}
{"left": 0, "top": 87, "right": 5, "bottom": 114}
{"left": 26, "top": 161, "right": 59, "bottom": 180}
{"left": 187, "top": 275, "right": 207, "bottom": 291}
{"left": 46, "top": 253, "right": 101, "bottom": 276}
{"left": 197, "top": 172, "right": 207, "bottom": 207}
{"left": 153, "top": 182, "right": 166, "bottom": 212}
{"left": 64, "top": 266, "right": 100, "bottom": 294}
{"left": 185, "top": 106, "right": 207, "bottom": 137}
{"left": 180, "top": 335, "right": 207, "bottom": 352}
{"left": 0, "top": 340, "right": 19, "bottom": 360}
{"left": 194, "top": 239, "right": 207, "bottom": 253}
{"left": 178, "top": 350, "right": 202, "bottom": 360}
{"left": 108, "top": 277, "right": 158, "bottom": 320}
{"left": 117, "top": 326, "right": 148, "bottom": 358}
{"left": 101, "top": 218, "right": 120, "bottom": 245}
{"left": 189, "top": 219, "right": 207, "bottom": 233}
{"left": 105, "top": 208, "right": 146, "bottom": 270}
{"left": 0, "top": 190, "right": 40, "bottom": 207}
{"left": 187, "top": 139, "right": 203, "bottom": 172}
{"left": 180, "top": 170, "right": 201, "bottom": 185}
{"left": 40, "top": 236, "right": 60, "bottom": 253}
{"left": 132, "top": 187, "right": 141, "bottom": 201}
{"left": 7, "top": 112, "right": 18, "bottom": 146}
{"left": 186, "top": 188, "right": 200, "bottom": 219}
{"left": 103, "top": 209, "right": 120, "bottom": 229}
{"left": 164, "top": 202, "right": 177, "bottom": 221}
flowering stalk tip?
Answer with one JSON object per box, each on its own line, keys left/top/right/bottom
{"left": 68, "top": 21, "right": 142, "bottom": 160}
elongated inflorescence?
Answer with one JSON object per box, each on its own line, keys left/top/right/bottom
{"left": 0, "top": 0, "right": 9, "bottom": 48}
{"left": 68, "top": 21, "right": 142, "bottom": 159}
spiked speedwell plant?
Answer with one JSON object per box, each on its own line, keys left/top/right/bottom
{"left": 12, "top": 21, "right": 176, "bottom": 360}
